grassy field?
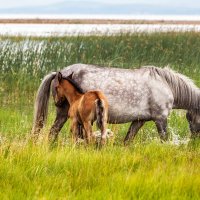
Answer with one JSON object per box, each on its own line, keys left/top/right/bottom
{"left": 0, "top": 32, "right": 200, "bottom": 199}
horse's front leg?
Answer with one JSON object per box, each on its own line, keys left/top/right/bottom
{"left": 48, "top": 104, "right": 69, "bottom": 143}
{"left": 124, "top": 120, "right": 145, "bottom": 145}
{"left": 155, "top": 118, "right": 168, "bottom": 141}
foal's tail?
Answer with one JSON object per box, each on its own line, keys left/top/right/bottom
{"left": 32, "top": 72, "right": 57, "bottom": 135}
{"left": 95, "top": 97, "right": 108, "bottom": 131}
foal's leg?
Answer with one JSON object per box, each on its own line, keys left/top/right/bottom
{"left": 83, "top": 121, "right": 93, "bottom": 144}
{"left": 124, "top": 120, "right": 145, "bottom": 145}
{"left": 100, "top": 120, "right": 107, "bottom": 146}
{"left": 78, "top": 123, "right": 84, "bottom": 139}
{"left": 155, "top": 118, "right": 168, "bottom": 141}
{"left": 71, "top": 119, "right": 80, "bottom": 143}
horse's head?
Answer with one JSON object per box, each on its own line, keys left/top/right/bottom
{"left": 53, "top": 72, "right": 66, "bottom": 107}
{"left": 186, "top": 110, "right": 200, "bottom": 137}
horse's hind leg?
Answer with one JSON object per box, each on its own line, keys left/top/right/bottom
{"left": 155, "top": 118, "right": 168, "bottom": 141}
{"left": 124, "top": 120, "right": 145, "bottom": 145}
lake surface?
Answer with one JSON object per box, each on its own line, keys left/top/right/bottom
{"left": 0, "top": 24, "right": 200, "bottom": 37}
{"left": 1, "top": 14, "right": 200, "bottom": 36}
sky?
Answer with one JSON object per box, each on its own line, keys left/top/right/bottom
{"left": 1, "top": 0, "right": 200, "bottom": 15}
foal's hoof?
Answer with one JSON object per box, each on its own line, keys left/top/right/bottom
{"left": 76, "top": 138, "right": 85, "bottom": 144}
{"left": 101, "top": 137, "right": 107, "bottom": 145}
{"left": 93, "top": 129, "right": 114, "bottom": 139}
{"left": 29, "top": 133, "right": 40, "bottom": 144}
{"left": 106, "top": 129, "right": 114, "bottom": 138}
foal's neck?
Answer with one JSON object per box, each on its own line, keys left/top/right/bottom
{"left": 63, "top": 81, "right": 83, "bottom": 106}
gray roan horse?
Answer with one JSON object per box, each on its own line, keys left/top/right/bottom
{"left": 32, "top": 64, "right": 200, "bottom": 144}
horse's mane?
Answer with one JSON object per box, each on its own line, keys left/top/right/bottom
{"left": 143, "top": 66, "right": 200, "bottom": 110}
{"left": 63, "top": 77, "right": 85, "bottom": 94}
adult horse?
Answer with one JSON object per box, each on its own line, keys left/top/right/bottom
{"left": 32, "top": 64, "right": 200, "bottom": 144}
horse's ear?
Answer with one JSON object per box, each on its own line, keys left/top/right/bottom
{"left": 58, "top": 72, "right": 62, "bottom": 82}
{"left": 68, "top": 73, "right": 73, "bottom": 80}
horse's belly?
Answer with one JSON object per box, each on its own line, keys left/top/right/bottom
{"left": 107, "top": 100, "right": 151, "bottom": 123}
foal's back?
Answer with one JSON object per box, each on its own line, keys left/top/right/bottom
{"left": 78, "top": 90, "right": 108, "bottom": 121}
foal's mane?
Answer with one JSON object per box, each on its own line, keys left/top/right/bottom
{"left": 63, "top": 77, "right": 85, "bottom": 94}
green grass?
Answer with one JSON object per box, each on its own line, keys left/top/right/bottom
{"left": 0, "top": 142, "right": 199, "bottom": 200}
{"left": 0, "top": 32, "right": 200, "bottom": 199}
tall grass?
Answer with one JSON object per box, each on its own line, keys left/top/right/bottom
{"left": 0, "top": 32, "right": 200, "bottom": 199}
{"left": 0, "top": 142, "right": 199, "bottom": 199}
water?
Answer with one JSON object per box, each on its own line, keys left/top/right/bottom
{"left": 1, "top": 14, "right": 200, "bottom": 36}
{"left": 0, "top": 24, "right": 200, "bottom": 37}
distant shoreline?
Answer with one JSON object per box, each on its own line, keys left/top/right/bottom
{"left": 1, "top": 14, "right": 200, "bottom": 24}
{"left": 1, "top": 15, "right": 200, "bottom": 37}
{"left": 1, "top": 19, "right": 200, "bottom": 25}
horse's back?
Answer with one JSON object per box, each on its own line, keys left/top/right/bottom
{"left": 60, "top": 64, "right": 174, "bottom": 123}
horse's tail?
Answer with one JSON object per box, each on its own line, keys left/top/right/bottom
{"left": 147, "top": 66, "right": 200, "bottom": 109}
{"left": 32, "top": 72, "right": 57, "bottom": 135}
{"left": 95, "top": 97, "right": 108, "bottom": 131}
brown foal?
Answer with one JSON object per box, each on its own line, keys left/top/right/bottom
{"left": 54, "top": 72, "right": 109, "bottom": 145}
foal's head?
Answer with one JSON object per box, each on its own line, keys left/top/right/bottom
{"left": 53, "top": 72, "right": 66, "bottom": 106}
{"left": 54, "top": 72, "right": 84, "bottom": 106}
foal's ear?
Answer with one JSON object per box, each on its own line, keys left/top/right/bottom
{"left": 58, "top": 72, "right": 62, "bottom": 82}
{"left": 55, "top": 71, "right": 63, "bottom": 86}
